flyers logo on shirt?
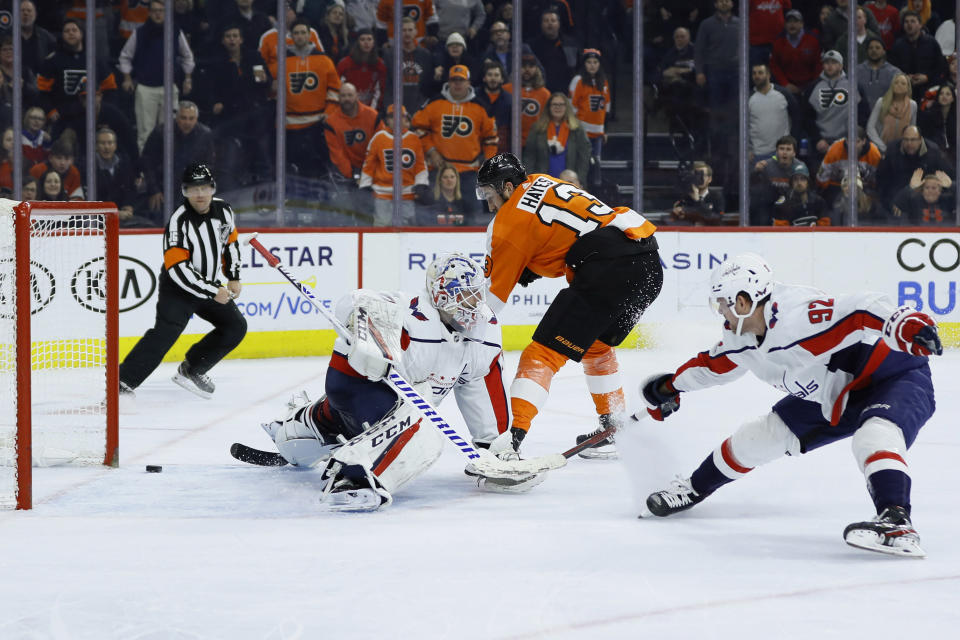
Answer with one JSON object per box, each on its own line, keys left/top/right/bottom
{"left": 403, "top": 5, "right": 422, "bottom": 21}
{"left": 441, "top": 115, "right": 474, "bottom": 137}
{"left": 588, "top": 94, "right": 605, "bottom": 111}
{"left": 818, "top": 87, "right": 848, "bottom": 108}
{"left": 289, "top": 71, "right": 319, "bottom": 94}
{"left": 483, "top": 254, "right": 493, "bottom": 278}
{"left": 63, "top": 70, "right": 88, "bottom": 95}
{"left": 521, "top": 97, "right": 541, "bottom": 116}
{"left": 383, "top": 148, "right": 416, "bottom": 171}
{"left": 345, "top": 129, "right": 368, "bottom": 146}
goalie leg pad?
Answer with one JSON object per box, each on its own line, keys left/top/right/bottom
{"left": 267, "top": 393, "right": 340, "bottom": 468}
{"left": 331, "top": 399, "right": 444, "bottom": 494}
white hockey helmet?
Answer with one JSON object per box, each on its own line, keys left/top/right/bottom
{"left": 425, "top": 253, "right": 488, "bottom": 332}
{"left": 709, "top": 253, "right": 773, "bottom": 335}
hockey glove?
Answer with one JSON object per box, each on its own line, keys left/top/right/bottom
{"left": 641, "top": 373, "right": 681, "bottom": 421}
{"left": 883, "top": 306, "right": 943, "bottom": 357}
{"left": 518, "top": 268, "right": 542, "bottom": 287}
{"left": 488, "top": 427, "right": 527, "bottom": 461}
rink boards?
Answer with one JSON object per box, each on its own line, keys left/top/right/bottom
{"left": 116, "top": 228, "right": 960, "bottom": 359}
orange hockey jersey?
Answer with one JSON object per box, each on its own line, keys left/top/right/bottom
{"left": 325, "top": 102, "right": 380, "bottom": 178}
{"left": 269, "top": 45, "right": 341, "bottom": 129}
{"left": 376, "top": 0, "right": 438, "bottom": 41}
{"left": 115, "top": 0, "right": 149, "bottom": 39}
{"left": 568, "top": 75, "right": 610, "bottom": 139}
{"left": 258, "top": 27, "right": 325, "bottom": 69}
{"left": 410, "top": 87, "right": 497, "bottom": 172}
{"left": 484, "top": 174, "right": 656, "bottom": 307}
{"left": 503, "top": 83, "right": 550, "bottom": 146}
{"left": 359, "top": 127, "right": 429, "bottom": 200}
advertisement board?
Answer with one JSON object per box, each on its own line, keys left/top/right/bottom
{"left": 116, "top": 228, "right": 960, "bottom": 360}
{"left": 118, "top": 232, "right": 358, "bottom": 358}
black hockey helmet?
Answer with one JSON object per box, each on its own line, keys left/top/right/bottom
{"left": 477, "top": 152, "right": 526, "bottom": 191}
{"left": 181, "top": 163, "right": 216, "bottom": 195}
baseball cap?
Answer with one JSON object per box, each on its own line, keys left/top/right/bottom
{"left": 822, "top": 50, "right": 843, "bottom": 64}
{"left": 386, "top": 104, "right": 408, "bottom": 116}
{"left": 449, "top": 64, "right": 470, "bottom": 80}
{"left": 446, "top": 32, "right": 466, "bottom": 48}
{"left": 785, "top": 9, "right": 803, "bottom": 22}
{"left": 521, "top": 52, "right": 538, "bottom": 65}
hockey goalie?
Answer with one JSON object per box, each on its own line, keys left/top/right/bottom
{"left": 255, "top": 253, "right": 543, "bottom": 511}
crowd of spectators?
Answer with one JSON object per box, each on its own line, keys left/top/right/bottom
{"left": 648, "top": 0, "right": 958, "bottom": 227}
{"left": 0, "top": 0, "right": 620, "bottom": 226}
{"left": 1, "top": 1, "right": 957, "bottom": 227}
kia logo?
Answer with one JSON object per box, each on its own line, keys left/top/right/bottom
{"left": 117, "top": 256, "right": 157, "bottom": 312}
{"left": 0, "top": 258, "right": 56, "bottom": 319}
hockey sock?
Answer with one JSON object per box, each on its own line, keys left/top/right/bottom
{"left": 690, "top": 437, "right": 753, "bottom": 495}
{"left": 510, "top": 341, "right": 569, "bottom": 432}
{"left": 582, "top": 341, "right": 625, "bottom": 415}
{"left": 867, "top": 469, "right": 912, "bottom": 516}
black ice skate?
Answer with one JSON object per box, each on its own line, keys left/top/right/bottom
{"left": 642, "top": 476, "right": 707, "bottom": 517}
{"left": 172, "top": 361, "right": 215, "bottom": 399}
{"left": 574, "top": 413, "right": 619, "bottom": 459}
{"left": 843, "top": 506, "right": 926, "bottom": 558}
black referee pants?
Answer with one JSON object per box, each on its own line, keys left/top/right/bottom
{"left": 119, "top": 273, "right": 247, "bottom": 389}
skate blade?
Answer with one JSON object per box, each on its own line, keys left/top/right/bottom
{"left": 844, "top": 531, "right": 927, "bottom": 558}
{"left": 637, "top": 508, "right": 655, "bottom": 519}
{"left": 172, "top": 373, "right": 213, "bottom": 399}
{"left": 577, "top": 447, "right": 618, "bottom": 460}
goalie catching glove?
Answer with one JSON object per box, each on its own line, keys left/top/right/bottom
{"left": 883, "top": 306, "right": 943, "bottom": 357}
{"left": 344, "top": 291, "right": 405, "bottom": 381}
{"left": 641, "top": 373, "right": 681, "bottom": 421}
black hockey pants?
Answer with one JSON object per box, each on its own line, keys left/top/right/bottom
{"left": 119, "top": 272, "right": 247, "bottom": 389}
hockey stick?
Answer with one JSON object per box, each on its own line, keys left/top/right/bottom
{"left": 244, "top": 234, "right": 566, "bottom": 478}
{"left": 230, "top": 442, "right": 288, "bottom": 466}
{"left": 558, "top": 412, "right": 648, "bottom": 459}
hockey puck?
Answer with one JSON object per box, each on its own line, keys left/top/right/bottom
{"left": 145, "top": 465, "right": 163, "bottom": 473}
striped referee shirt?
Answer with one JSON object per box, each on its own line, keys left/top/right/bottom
{"left": 163, "top": 198, "right": 241, "bottom": 298}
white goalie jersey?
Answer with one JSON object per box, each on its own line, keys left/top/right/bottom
{"left": 332, "top": 289, "right": 508, "bottom": 444}
{"left": 671, "top": 283, "right": 925, "bottom": 425}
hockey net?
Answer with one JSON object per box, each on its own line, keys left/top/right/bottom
{"left": 0, "top": 200, "right": 119, "bottom": 510}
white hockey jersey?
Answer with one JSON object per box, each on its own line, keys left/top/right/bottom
{"left": 332, "top": 289, "right": 507, "bottom": 444}
{"left": 671, "top": 283, "right": 925, "bottom": 425}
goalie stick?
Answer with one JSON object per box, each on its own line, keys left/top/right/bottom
{"left": 244, "top": 234, "right": 565, "bottom": 478}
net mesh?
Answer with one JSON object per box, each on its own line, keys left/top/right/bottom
{"left": 0, "top": 203, "right": 110, "bottom": 508}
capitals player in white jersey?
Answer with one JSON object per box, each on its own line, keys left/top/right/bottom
{"left": 640, "top": 254, "right": 942, "bottom": 557}
{"left": 257, "top": 253, "right": 535, "bottom": 511}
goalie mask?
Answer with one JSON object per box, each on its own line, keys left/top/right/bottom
{"left": 426, "top": 253, "right": 489, "bottom": 333}
{"left": 709, "top": 253, "right": 773, "bottom": 335}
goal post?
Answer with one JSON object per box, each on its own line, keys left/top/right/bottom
{"left": 0, "top": 200, "right": 119, "bottom": 510}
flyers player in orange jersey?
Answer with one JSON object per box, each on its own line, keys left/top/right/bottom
{"left": 477, "top": 153, "right": 663, "bottom": 460}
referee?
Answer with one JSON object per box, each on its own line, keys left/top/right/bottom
{"left": 119, "top": 163, "right": 247, "bottom": 399}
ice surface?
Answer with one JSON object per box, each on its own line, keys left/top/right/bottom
{"left": 1, "top": 350, "right": 958, "bottom": 639}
